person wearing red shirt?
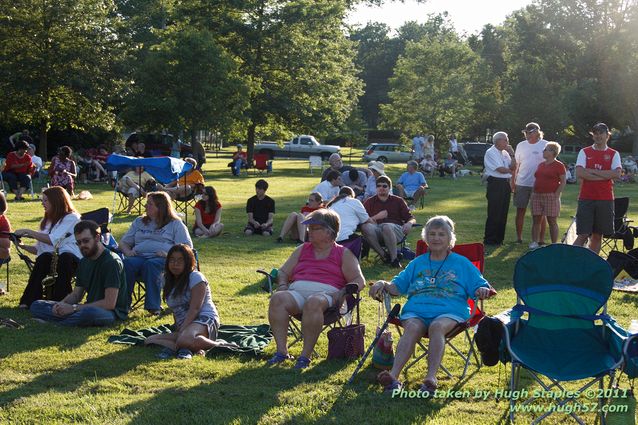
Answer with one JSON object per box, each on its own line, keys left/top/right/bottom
{"left": 529, "top": 142, "right": 566, "bottom": 248}
{"left": 230, "top": 144, "right": 248, "bottom": 176}
{"left": 1, "top": 140, "right": 33, "bottom": 201}
{"left": 573, "top": 123, "right": 622, "bottom": 254}
{"left": 193, "top": 186, "right": 224, "bottom": 238}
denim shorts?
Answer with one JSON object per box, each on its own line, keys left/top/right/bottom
{"left": 193, "top": 315, "right": 219, "bottom": 340}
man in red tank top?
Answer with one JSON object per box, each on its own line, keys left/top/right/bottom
{"left": 573, "top": 123, "right": 622, "bottom": 254}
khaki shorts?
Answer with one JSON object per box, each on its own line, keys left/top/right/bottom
{"left": 371, "top": 223, "right": 405, "bottom": 243}
{"left": 288, "top": 280, "right": 340, "bottom": 310}
{"left": 513, "top": 185, "right": 533, "bottom": 209}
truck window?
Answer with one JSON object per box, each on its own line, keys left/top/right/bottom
{"left": 300, "top": 138, "right": 312, "bottom": 145}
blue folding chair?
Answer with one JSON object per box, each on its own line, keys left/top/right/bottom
{"left": 501, "top": 244, "right": 632, "bottom": 424}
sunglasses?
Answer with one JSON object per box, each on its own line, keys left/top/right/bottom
{"left": 523, "top": 128, "right": 538, "bottom": 134}
{"left": 376, "top": 184, "right": 389, "bottom": 188}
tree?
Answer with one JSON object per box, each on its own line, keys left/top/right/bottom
{"left": 123, "top": 26, "right": 248, "bottom": 142}
{"left": 0, "top": 0, "right": 127, "bottom": 157}
{"left": 380, "top": 34, "right": 482, "bottom": 144}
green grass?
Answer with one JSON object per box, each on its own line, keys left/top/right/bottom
{"left": 1, "top": 156, "right": 637, "bottom": 424}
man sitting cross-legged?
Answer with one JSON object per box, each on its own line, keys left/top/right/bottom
{"left": 362, "top": 175, "right": 416, "bottom": 268}
{"left": 29, "top": 220, "right": 128, "bottom": 326}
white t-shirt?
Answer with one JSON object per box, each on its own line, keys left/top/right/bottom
{"left": 483, "top": 146, "right": 513, "bottom": 178}
{"left": 329, "top": 197, "right": 369, "bottom": 242}
{"left": 515, "top": 139, "right": 548, "bottom": 187}
{"left": 36, "top": 212, "right": 82, "bottom": 257}
{"left": 313, "top": 180, "right": 340, "bottom": 202}
{"left": 449, "top": 139, "right": 459, "bottom": 153}
{"left": 412, "top": 137, "right": 425, "bottom": 157}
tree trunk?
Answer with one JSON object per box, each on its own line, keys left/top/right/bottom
{"left": 38, "top": 121, "right": 48, "bottom": 161}
{"left": 632, "top": 131, "right": 638, "bottom": 156}
{"left": 246, "top": 121, "right": 256, "bottom": 163}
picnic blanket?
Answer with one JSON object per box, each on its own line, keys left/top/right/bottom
{"left": 107, "top": 324, "right": 273, "bottom": 356}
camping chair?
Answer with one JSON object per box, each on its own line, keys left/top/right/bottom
{"left": 129, "top": 249, "right": 199, "bottom": 311}
{"left": 601, "top": 197, "right": 636, "bottom": 253}
{"left": 251, "top": 154, "right": 271, "bottom": 175}
{"left": 383, "top": 241, "right": 488, "bottom": 380}
{"left": 501, "top": 244, "right": 629, "bottom": 424}
{"left": 339, "top": 234, "right": 363, "bottom": 262}
{"left": 308, "top": 156, "right": 323, "bottom": 175}
{"left": 256, "top": 269, "right": 361, "bottom": 357}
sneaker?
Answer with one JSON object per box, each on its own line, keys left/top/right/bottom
{"left": 390, "top": 258, "right": 402, "bottom": 268}
{"left": 275, "top": 236, "right": 283, "bottom": 243}
{"left": 377, "top": 370, "right": 402, "bottom": 393}
{"left": 156, "top": 347, "right": 176, "bottom": 359}
{"left": 419, "top": 380, "right": 437, "bottom": 397}
{"left": 266, "top": 352, "right": 293, "bottom": 365}
{"left": 528, "top": 242, "right": 539, "bottom": 249}
{"left": 176, "top": 348, "right": 193, "bottom": 360}
{"left": 293, "top": 355, "right": 311, "bottom": 369}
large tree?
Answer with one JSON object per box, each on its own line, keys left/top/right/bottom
{"left": 380, "top": 33, "right": 482, "bottom": 144}
{"left": 0, "top": 0, "right": 127, "bottom": 157}
{"left": 122, "top": 26, "right": 248, "bottom": 142}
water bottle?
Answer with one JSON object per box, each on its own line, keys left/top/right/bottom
{"left": 628, "top": 320, "right": 638, "bottom": 335}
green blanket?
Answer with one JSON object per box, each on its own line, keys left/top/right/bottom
{"left": 107, "top": 324, "right": 273, "bottom": 356}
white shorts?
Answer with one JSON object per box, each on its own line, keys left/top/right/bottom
{"left": 288, "top": 280, "right": 340, "bottom": 310}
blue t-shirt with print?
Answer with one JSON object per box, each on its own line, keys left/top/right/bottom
{"left": 397, "top": 171, "right": 426, "bottom": 193}
{"left": 392, "top": 252, "right": 488, "bottom": 321}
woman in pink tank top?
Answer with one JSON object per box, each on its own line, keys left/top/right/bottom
{"left": 266, "top": 209, "right": 365, "bottom": 369}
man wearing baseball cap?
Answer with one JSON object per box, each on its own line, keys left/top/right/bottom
{"left": 573, "top": 123, "right": 621, "bottom": 254}
{"left": 513, "top": 122, "right": 548, "bottom": 244}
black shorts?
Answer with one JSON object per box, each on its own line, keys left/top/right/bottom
{"left": 576, "top": 199, "right": 614, "bottom": 236}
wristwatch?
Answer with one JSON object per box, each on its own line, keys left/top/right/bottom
{"left": 72, "top": 304, "right": 79, "bottom": 312}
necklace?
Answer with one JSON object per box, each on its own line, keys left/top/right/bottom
{"left": 428, "top": 251, "right": 449, "bottom": 284}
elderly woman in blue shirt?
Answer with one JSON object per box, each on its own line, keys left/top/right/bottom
{"left": 119, "top": 191, "right": 192, "bottom": 314}
{"left": 369, "top": 215, "right": 493, "bottom": 394}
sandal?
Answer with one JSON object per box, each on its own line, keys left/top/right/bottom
{"left": 266, "top": 352, "right": 293, "bottom": 365}
{"left": 156, "top": 347, "right": 176, "bottom": 359}
{"left": 377, "top": 370, "right": 402, "bottom": 392}
{"left": 176, "top": 348, "right": 193, "bottom": 360}
{"left": 293, "top": 355, "right": 311, "bottom": 369}
{"left": 419, "top": 379, "right": 437, "bottom": 396}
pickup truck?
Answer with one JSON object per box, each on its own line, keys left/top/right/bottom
{"left": 255, "top": 135, "right": 340, "bottom": 160}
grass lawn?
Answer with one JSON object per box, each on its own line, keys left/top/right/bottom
{"left": 1, "top": 155, "right": 637, "bottom": 424}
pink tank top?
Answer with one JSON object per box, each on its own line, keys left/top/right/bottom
{"left": 291, "top": 243, "right": 348, "bottom": 289}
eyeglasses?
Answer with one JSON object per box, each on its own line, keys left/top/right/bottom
{"left": 376, "top": 184, "right": 389, "bottom": 188}
{"left": 75, "top": 237, "right": 96, "bottom": 246}
{"left": 168, "top": 258, "right": 185, "bottom": 265}
{"left": 543, "top": 148, "right": 555, "bottom": 152}
{"left": 523, "top": 128, "right": 538, "bottom": 134}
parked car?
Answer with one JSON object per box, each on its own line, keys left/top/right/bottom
{"left": 125, "top": 132, "right": 192, "bottom": 157}
{"left": 461, "top": 142, "right": 491, "bottom": 166}
{"left": 255, "top": 135, "right": 340, "bottom": 160}
{"left": 362, "top": 143, "right": 413, "bottom": 163}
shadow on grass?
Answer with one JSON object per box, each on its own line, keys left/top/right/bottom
{"left": 120, "top": 356, "right": 356, "bottom": 424}
{"left": 0, "top": 344, "right": 154, "bottom": 407}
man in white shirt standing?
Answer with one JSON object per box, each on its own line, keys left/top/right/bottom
{"left": 513, "top": 122, "right": 548, "bottom": 243}
{"left": 483, "top": 132, "right": 517, "bottom": 246}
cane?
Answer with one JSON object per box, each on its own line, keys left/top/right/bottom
{"left": 347, "top": 303, "right": 401, "bottom": 384}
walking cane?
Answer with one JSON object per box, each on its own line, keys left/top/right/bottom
{"left": 348, "top": 303, "right": 401, "bottom": 384}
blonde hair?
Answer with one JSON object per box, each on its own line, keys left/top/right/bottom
{"left": 545, "top": 141, "right": 561, "bottom": 156}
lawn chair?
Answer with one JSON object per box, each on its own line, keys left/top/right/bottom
{"left": 501, "top": 244, "right": 629, "bottom": 424}
{"left": 256, "top": 269, "right": 361, "bottom": 357}
{"left": 601, "top": 197, "right": 636, "bottom": 253}
{"left": 382, "top": 241, "right": 488, "bottom": 380}
{"left": 308, "top": 156, "right": 323, "bottom": 175}
{"left": 251, "top": 153, "right": 271, "bottom": 175}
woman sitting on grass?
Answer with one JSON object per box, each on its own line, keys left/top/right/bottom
{"left": 276, "top": 192, "right": 323, "bottom": 244}
{"left": 193, "top": 186, "right": 223, "bottom": 238}
{"left": 145, "top": 244, "right": 222, "bottom": 359}
{"left": 369, "top": 215, "right": 494, "bottom": 394}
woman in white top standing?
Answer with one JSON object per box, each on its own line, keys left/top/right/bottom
{"left": 327, "top": 187, "right": 371, "bottom": 242}
{"left": 15, "top": 186, "right": 81, "bottom": 308}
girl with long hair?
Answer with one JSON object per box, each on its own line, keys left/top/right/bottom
{"left": 193, "top": 186, "right": 223, "bottom": 238}
{"left": 49, "top": 146, "right": 77, "bottom": 196}
{"left": 15, "top": 186, "right": 81, "bottom": 307}
{"left": 276, "top": 192, "right": 323, "bottom": 244}
{"left": 144, "top": 244, "right": 222, "bottom": 359}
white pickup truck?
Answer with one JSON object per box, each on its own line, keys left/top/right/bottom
{"left": 255, "top": 135, "right": 340, "bottom": 160}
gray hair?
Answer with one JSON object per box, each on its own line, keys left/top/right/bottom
{"left": 421, "top": 215, "right": 457, "bottom": 248}
{"left": 492, "top": 131, "right": 509, "bottom": 143}
{"left": 407, "top": 160, "right": 418, "bottom": 169}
